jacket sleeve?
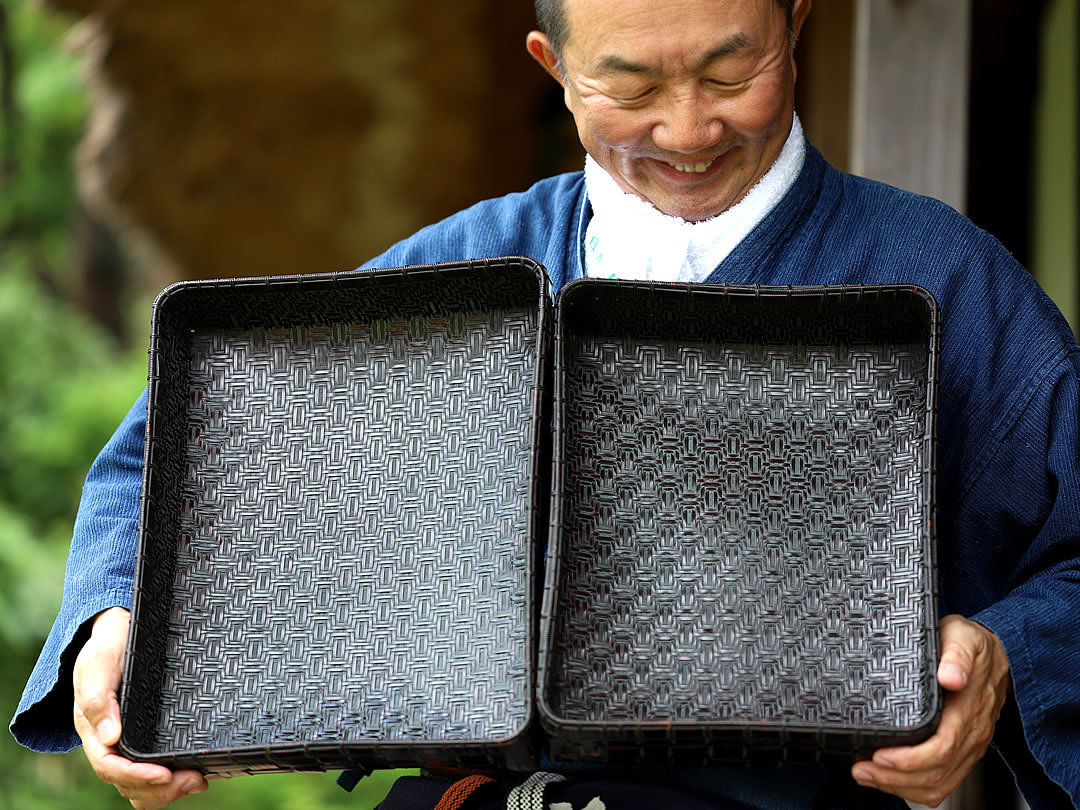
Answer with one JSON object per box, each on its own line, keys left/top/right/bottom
{"left": 9, "top": 390, "right": 148, "bottom": 752}
{"left": 963, "top": 350, "right": 1080, "bottom": 808}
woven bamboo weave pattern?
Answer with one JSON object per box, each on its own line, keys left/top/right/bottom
{"left": 123, "top": 262, "right": 546, "bottom": 763}
{"left": 549, "top": 285, "right": 937, "bottom": 734}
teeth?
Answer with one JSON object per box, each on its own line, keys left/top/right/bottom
{"left": 670, "top": 160, "right": 713, "bottom": 173}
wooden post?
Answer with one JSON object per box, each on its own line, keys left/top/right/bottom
{"left": 794, "top": 0, "right": 855, "bottom": 172}
{"left": 1032, "top": 0, "right": 1079, "bottom": 332}
{"left": 850, "top": 0, "right": 972, "bottom": 213}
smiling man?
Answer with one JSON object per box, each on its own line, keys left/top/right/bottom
{"left": 530, "top": 0, "right": 798, "bottom": 223}
{"left": 11, "top": 1, "right": 1080, "bottom": 809}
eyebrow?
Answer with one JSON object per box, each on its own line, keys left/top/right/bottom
{"left": 594, "top": 32, "right": 753, "bottom": 76}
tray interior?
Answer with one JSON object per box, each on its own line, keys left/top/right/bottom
{"left": 546, "top": 284, "right": 938, "bottom": 735}
{"left": 124, "top": 262, "right": 544, "bottom": 760}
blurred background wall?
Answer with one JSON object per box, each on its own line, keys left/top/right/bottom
{"left": 40, "top": 0, "right": 583, "bottom": 344}
{"left": 0, "top": 1, "right": 1076, "bottom": 809}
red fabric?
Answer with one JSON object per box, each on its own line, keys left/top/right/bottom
{"left": 432, "top": 774, "right": 497, "bottom": 810}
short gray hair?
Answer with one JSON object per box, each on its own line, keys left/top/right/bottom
{"left": 534, "top": 0, "right": 797, "bottom": 58}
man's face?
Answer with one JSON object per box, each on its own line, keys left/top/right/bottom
{"left": 530, "top": 0, "right": 803, "bottom": 222}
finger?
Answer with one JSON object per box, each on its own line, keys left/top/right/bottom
{"left": 116, "top": 770, "right": 209, "bottom": 810}
{"left": 75, "top": 706, "right": 170, "bottom": 784}
{"left": 76, "top": 709, "right": 208, "bottom": 806}
{"left": 119, "top": 769, "right": 209, "bottom": 807}
{"left": 850, "top": 687, "right": 974, "bottom": 787}
{"left": 936, "top": 614, "right": 982, "bottom": 691}
{"left": 73, "top": 610, "right": 130, "bottom": 742}
{"left": 75, "top": 674, "right": 121, "bottom": 746}
{"left": 937, "top": 660, "right": 968, "bottom": 691}
{"left": 872, "top": 721, "right": 962, "bottom": 771}
{"left": 853, "top": 746, "right": 981, "bottom": 807}
{"left": 877, "top": 680, "right": 979, "bottom": 769}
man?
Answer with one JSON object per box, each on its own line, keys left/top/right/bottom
{"left": 11, "top": 0, "right": 1079, "bottom": 808}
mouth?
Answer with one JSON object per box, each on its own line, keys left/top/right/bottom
{"left": 667, "top": 159, "right": 714, "bottom": 174}
{"left": 645, "top": 152, "right": 729, "bottom": 186}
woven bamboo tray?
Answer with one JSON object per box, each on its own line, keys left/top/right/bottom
{"left": 538, "top": 280, "right": 942, "bottom": 765}
{"left": 118, "top": 257, "right": 551, "bottom": 776}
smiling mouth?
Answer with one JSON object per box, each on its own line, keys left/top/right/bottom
{"left": 667, "top": 159, "right": 714, "bottom": 174}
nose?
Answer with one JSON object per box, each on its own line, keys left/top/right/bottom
{"left": 651, "top": 90, "right": 723, "bottom": 155}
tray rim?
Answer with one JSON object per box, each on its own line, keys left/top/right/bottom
{"left": 536, "top": 279, "right": 943, "bottom": 749}
{"left": 118, "top": 256, "right": 552, "bottom": 772}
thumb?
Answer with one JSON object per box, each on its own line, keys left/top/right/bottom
{"left": 73, "top": 607, "right": 130, "bottom": 746}
{"left": 936, "top": 614, "right": 976, "bottom": 691}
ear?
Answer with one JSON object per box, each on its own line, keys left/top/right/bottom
{"left": 788, "top": 0, "right": 812, "bottom": 81}
{"left": 526, "top": 31, "right": 566, "bottom": 87}
{"left": 792, "top": 0, "right": 812, "bottom": 42}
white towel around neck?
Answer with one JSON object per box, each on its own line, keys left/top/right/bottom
{"left": 583, "top": 113, "right": 805, "bottom": 282}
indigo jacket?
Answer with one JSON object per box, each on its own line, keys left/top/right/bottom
{"left": 12, "top": 143, "right": 1080, "bottom": 808}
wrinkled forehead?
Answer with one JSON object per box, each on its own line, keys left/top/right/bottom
{"left": 561, "top": 0, "right": 787, "bottom": 66}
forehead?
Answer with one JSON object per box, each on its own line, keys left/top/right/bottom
{"left": 562, "top": 0, "right": 786, "bottom": 64}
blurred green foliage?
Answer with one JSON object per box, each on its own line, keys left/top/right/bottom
{"left": 0, "top": 0, "right": 86, "bottom": 271}
{"left": 0, "top": 1, "right": 411, "bottom": 807}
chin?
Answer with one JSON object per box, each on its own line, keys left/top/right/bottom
{"left": 658, "top": 200, "right": 730, "bottom": 223}
{"left": 678, "top": 208, "right": 724, "bottom": 223}
{"left": 648, "top": 184, "right": 742, "bottom": 222}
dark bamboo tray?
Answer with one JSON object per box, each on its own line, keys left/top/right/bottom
{"left": 538, "top": 280, "right": 942, "bottom": 765}
{"left": 119, "top": 257, "right": 551, "bottom": 776}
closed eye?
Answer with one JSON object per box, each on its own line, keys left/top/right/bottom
{"left": 613, "top": 87, "right": 658, "bottom": 104}
{"left": 706, "top": 78, "right": 748, "bottom": 91}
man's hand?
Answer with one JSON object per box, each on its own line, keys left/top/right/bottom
{"left": 850, "top": 614, "right": 1011, "bottom": 808}
{"left": 73, "top": 607, "right": 208, "bottom": 810}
